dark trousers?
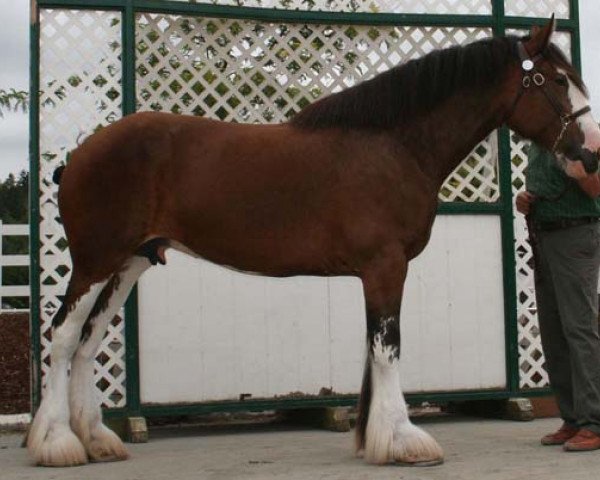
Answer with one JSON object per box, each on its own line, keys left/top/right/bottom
{"left": 534, "top": 222, "right": 600, "bottom": 433}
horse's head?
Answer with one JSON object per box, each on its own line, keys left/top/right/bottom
{"left": 505, "top": 16, "right": 600, "bottom": 179}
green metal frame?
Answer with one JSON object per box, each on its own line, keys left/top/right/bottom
{"left": 30, "top": 0, "right": 582, "bottom": 417}
{"left": 29, "top": 2, "right": 42, "bottom": 411}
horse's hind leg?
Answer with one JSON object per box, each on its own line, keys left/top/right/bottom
{"left": 27, "top": 274, "right": 109, "bottom": 466}
{"left": 356, "top": 250, "right": 444, "bottom": 466}
{"left": 69, "top": 256, "right": 150, "bottom": 462}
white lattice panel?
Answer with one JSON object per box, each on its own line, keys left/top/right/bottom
{"left": 37, "top": 3, "right": 570, "bottom": 405}
{"left": 39, "top": 9, "right": 126, "bottom": 408}
{"left": 511, "top": 133, "right": 549, "bottom": 389}
{"left": 507, "top": 28, "right": 571, "bottom": 58}
{"left": 137, "top": 15, "right": 497, "bottom": 202}
{"left": 163, "top": 0, "right": 492, "bottom": 14}
{"left": 505, "top": 0, "right": 569, "bottom": 19}
{"left": 510, "top": 31, "right": 572, "bottom": 390}
{"left": 441, "top": 132, "right": 499, "bottom": 202}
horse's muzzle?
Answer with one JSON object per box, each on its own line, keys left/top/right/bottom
{"left": 564, "top": 144, "right": 600, "bottom": 174}
{"left": 578, "top": 147, "right": 600, "bottom": 174}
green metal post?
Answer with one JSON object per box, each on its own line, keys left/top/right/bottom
{"left": 29, "top": 0, "right": 43, "bottom": 412}
{"left": 569, "top": 0, "right": 582, "bottom": 74}
{"left": 121, "top": 0, "right": 142, "bottom": 416}
{"left": 32, "top": 0, "right": 573, "bottom": 417}
{"left": 497, "top": 125, "right": 520, "bottom": 394}
{"left": 492, "top": 0, "right": 521, "bottom": 395}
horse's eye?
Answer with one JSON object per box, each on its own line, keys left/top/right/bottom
{"left": 555, "top": 75, "right": 569, "bottom": 87}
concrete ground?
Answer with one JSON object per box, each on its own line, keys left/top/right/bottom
{"left": 2, "top": 416, "right": 600, "bottom": 480}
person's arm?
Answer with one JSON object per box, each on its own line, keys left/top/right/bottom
{"left": 576, "top": 173, "right": 600, "bottom": 198}
{"left": 516, "top": 191, "right": 536, "bottom": 215}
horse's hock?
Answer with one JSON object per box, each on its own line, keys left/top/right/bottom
{"left": 32, "top": 0, "right": 574, "bottom": 425}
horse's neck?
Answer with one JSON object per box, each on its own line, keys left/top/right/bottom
{"left": 401, "top": 87, "right": 506, "bottom": 186}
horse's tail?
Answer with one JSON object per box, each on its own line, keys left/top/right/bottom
{"left": 53, "top": 129, "right": 96, "bottom": 185}
{"left": 355, "top": 357, "right": 372, "bottom": 453}
{"left": 52, "top": 165, "right": 66, "bottom": 185}
{"left": 53, "top": 151, "right": 73, "bottom": 185}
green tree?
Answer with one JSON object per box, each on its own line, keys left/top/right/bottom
{"left": 0, "top": 89, "right": 28, "bottom": 117}
{"left": 0, "top": 170, "right": 28, "bottom": 224}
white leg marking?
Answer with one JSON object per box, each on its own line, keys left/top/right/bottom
{"left": 70, "top": 257, "right": 150, "bottom": 462}
{"left": 27, "top": 280, "right": 108, "bottom": 466}
{"left": 365, "top": 333, "right": 444, "bottom": 465}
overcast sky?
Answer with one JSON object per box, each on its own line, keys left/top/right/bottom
{"left": 0, "top": 2, "right": 599, "bottom": 180}
{"left": 0, "top": 1, "right": 28, "bottom": 179}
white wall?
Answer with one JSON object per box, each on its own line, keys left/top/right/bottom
{"left": 138, "top": 215, "right": 506, "bottom": 404}
{"left": 580, "top": 2, "right": 600, "bottom": 114}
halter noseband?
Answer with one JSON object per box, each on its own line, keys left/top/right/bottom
{"left": 505, "top": 41, "right": 591, "bottom": 154}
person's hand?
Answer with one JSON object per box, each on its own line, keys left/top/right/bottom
{"left": 515, "top": 191, "right": 536, "bottom": 215}
{"left": 576, "top": 171, "right": 600, "bottom": 199}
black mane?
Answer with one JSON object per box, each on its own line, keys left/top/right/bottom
{"left": 290, "top": 35, "right": 521, "bottom": 130}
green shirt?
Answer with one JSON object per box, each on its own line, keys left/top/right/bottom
{"left": 525, "top": 143, "right": 600, "bottom": 222}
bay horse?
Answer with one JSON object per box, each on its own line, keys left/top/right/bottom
{"left": 29, "top": 17, "right": 600, "bottom": 467}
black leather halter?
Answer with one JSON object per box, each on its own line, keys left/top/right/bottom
{"left": 505, "top": 41, "right": 591, "bottom": 154}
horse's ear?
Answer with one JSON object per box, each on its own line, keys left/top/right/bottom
{"left": 526, "top": 15, "right": 556, "bottom": 55}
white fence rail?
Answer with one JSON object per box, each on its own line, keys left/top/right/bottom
{"left": 0, "top": 222, "right": 29, "bottom": 312}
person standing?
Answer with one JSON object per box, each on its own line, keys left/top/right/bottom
{"left": 516, "top": 142, "right": 600, "bottom": 451}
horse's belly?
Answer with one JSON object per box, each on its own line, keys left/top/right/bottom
{"left": 164, "top": 217, "right": 332, "bottom": 277}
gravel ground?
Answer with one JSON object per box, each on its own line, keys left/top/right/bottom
{"left": 3, "top": 416, "right": 600, "bottom": 480}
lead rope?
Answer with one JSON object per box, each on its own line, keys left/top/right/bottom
{"left": 525, "top": 213, "right": 539, "bottom": 271}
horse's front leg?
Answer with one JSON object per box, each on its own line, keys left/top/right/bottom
{"left": 356, "top": 250, "right": 444, "bottom": 466}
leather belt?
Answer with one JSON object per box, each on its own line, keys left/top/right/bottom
{"left": 534, "top": 216, "right": 599, "bottom": 232}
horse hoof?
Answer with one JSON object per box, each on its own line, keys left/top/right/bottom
{"left": 396, "top": 458, "right": 445, "bottom": 467}
{"left": 363, "top": 420, "right": 444, "bottom": 466}
{"left": 86, "top": 425, "right": 129, "bottom": 463}
{"left": 392, "top": 424, "right": 444, "bottom": 466}
{"left": 28, "top": 425, "right": 88, "bottom": 467}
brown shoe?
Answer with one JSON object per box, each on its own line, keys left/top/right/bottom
{"left": 564, "top": 429, "right": 600, "bottom": 451}
{"left": 541, "top": 423, "right": 579, "bottom": 445}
